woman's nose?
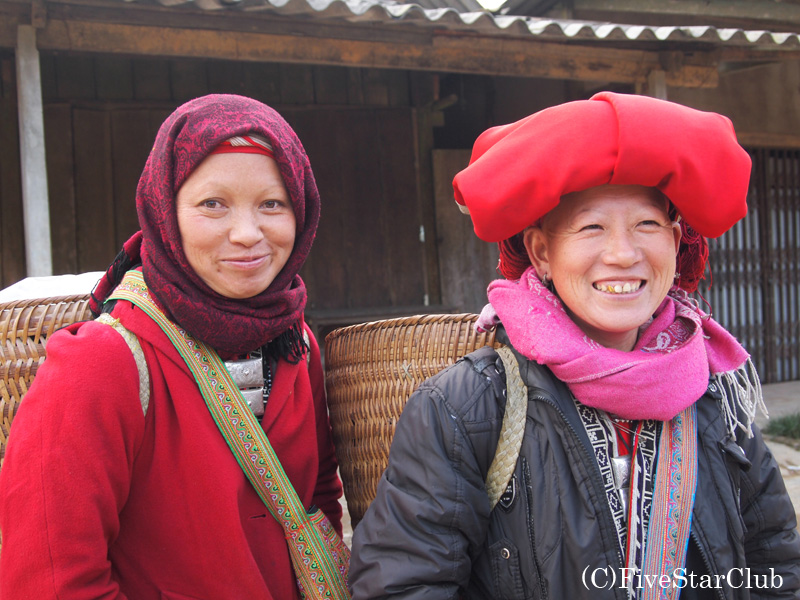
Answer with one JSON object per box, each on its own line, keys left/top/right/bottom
{"left": 603, "top": 229, "right": 641, "bottom": 266}
{"left": 228, "top": 210, "right": 263, "bottom": 246}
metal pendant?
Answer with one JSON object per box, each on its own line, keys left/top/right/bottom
{"left": 224, "top": 356, "right": 266, "bottom": 417}
{"left": 611, "top": 455, "right": 631, "bottom": 514}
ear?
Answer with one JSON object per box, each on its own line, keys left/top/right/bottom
{"left": 671, "top": 220, "right": 682, "bottom": 255}
{"left": 522, "top": 226, "right": 550, "bottom": 279}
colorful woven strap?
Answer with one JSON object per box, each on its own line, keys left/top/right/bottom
{"left": 109, "top": 270, "right": 350, "bottom": 599}
{"left": 640, "top": 404, "right": 697, "bottom": 600}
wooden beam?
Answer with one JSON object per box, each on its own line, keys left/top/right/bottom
{"left": 0, "top": 16, "right": 716, "bottom": 86}
{"left": 16, "top": 25, "right": 52, "bottom": 277}
{"left": 738, "top": 131, "right": 800, "bottom": 150}
{"left": 720, "top": 46, "right": 800, "bottom": 64}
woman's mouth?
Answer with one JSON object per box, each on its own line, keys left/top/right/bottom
{"left": 225, "top": 255, "right": 268, "bottom": 269}
{"left": 593, "top": 281, "right": 643, "bottom": 294}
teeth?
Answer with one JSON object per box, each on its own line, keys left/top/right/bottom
{"left": 595, "top": 281, "right": 641, "bottom": 294}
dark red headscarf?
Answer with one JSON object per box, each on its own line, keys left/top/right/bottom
{"left": 91, "top": 94, "right": 320, "bottom": 357}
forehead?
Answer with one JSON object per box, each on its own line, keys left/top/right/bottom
{"left": 178, "top": 152, "right": 285, "bottom": 192}
{"left": 545, "top": 184, "right": 668, "bottom": 225}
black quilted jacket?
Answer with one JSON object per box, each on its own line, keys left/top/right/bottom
{"left": 350, "top": 338, "right": 800, "bottom": 600}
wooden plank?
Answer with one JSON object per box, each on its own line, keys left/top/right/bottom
{"left": 737, "top": 131, "right": 800, "bottom": 150}
{"left": 95, "top": 54, "right": 133, "bottom": 100}
{"left": 34, "top": 19, "right": 721, "bottom": 87}
{"left": 279, "top": 63, "right": 314, "bottom": 104}
{"left": 72, "top": 108, "right": 115, "bottom": 271}
{"left": 387, "top": 70, "right": 410, "bottom": 107}
{"left": 283, "top": 109, "right": 348, "bottom": 311}
{"left": 375, "top": 108, "right": 426, "bottom": 305}
{"left": 169, "top": 58, "right": 207, "bottom": 102}
{"left": 39, "top": 51, "right": 58, "bottom": 101}
{"left": 55, "top": 53, "right": 95, "bottom": 99}
{"left": 287, "top": 108, "right": 416, "bottom": 310}
{"left": 133, "top": 57, "right": 171, "bottom": 100}
{"left": 312, "top": 65, "right": 349, "bottom": 105}
{"left": 433, "top": 149, "right": 499, "bottom": 314}
{"left": 414, "top": 107, "right": 442, "bottom": 306}
{"left": 207, "top": 59, "right": 247, "bottom": 95}
{"left": 362, "top": 69, "right": 390, "bottom": 106}
{"left": 0, "top": 93, "right": 26, "bottom": 286}
{"left": 409, "top": 71, "right": 437, "bottom": 108}
{"left": 346, "top": 68, "right": 364, "bottom": 105}
{"left": 110, "top": 109, "right": 154, "bottom": 247}
{"left": 334, "top": 109, "right": 393, "bottom": 307}
{"left": 44, "top": 104, "right": 77, "bottom": 274}
{"left": 243, "top": 61, "right": 281, "bottom": 106}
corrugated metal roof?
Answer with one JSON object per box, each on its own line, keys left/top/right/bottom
{"left": 135, "top": 0, "right": 800, "bottom": 48}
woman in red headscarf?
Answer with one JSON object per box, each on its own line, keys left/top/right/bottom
{"left": 0, "top": 94, "right": 343, "bottom": 599}
{"left": 350, "top": 92, "right": 800, "bottom": 599}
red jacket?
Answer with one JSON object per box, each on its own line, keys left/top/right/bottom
{"left": 0, "top": 299, "right": 343, "bottom": 599}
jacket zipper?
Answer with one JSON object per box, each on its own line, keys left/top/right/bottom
{"left": 521, "top": 456, "right": 548, "bottom": 599}
{"left": 530, "top": 392, "right": 628, "bottom": 600}
{"left": 690, "top": 531, "right": 726, "bottom": 600}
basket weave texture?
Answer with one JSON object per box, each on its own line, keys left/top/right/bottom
{"left": 0, "top": 295, "right": 93, "bottom": 466}
{"left": 324, "top": 313, "right": 499, "bottom": 527}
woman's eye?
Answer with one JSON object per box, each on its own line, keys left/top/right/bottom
{"left": 638, "top": 220, "right": 662, "bottom": 228}
{"left": 263, "top": 199, "right": 288, "bottom": 210}
{"left": 201, "top": 199, "right": 221, "bottom": 209}
{"left": 579, "top": 223, "right": 602, "bottom": 232}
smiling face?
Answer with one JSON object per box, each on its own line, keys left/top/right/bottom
{"left": 523, "top": 185, "right": 682, "bottom": 351}
{"left": 176, "top": 152, "right": 296, "bottom": 300}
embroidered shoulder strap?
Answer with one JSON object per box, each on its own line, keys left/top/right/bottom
{"left": 485, "top": 345, "right": 527, "bottom": 510}
{"left": 95, "top": 313, "right": 150, "bottom": 415}
{"left": 108, "top": 270, "right": 350, "bottom": 600}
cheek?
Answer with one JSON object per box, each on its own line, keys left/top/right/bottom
{"left": 268, "top": 217, "right": 297, "bottom": 250}
{"left": 652, "top": 237, "right": 680, "bottom": 276}
{"left": 179, "top": 219, "right": 220, "bottom": 266}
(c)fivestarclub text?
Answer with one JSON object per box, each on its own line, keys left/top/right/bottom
{"left": 581, "top": 566, "right": 784, "bottom": 592}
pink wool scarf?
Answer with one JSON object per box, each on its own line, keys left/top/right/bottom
{"left": 480, "top": 267, "right": 756, "bottom": 423}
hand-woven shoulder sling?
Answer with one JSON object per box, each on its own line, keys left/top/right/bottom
{"left": 485, "top": 345, "right": 527, "bottom": 510}
{"left": 108, "top": 270, "right": 351, "bottom": 600}
{"left": 95, "top": 313, "right": 150, "bottom": 416}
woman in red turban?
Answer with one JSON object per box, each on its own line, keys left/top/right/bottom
{"left": 350, "top": 92, "right": 800, "bottom": 599}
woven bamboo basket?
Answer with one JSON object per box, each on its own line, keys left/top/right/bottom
{"left": 0, "top": 294, "right": 93, "bottom": 466}
{"left": 324, "top": 313, "right": 500, "bottom": 527}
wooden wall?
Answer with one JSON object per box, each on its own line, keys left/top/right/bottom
{"left": 0, "top": 53, "right": 25, "bottom": 288}
{"left": 1, "top": 52, "right": 469, "bottom": 340}
{"left": 3, "top": 51, "right": 603, "bottom": 335}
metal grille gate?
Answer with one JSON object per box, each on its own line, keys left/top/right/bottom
{"left": 697, "top": 148, "right": 800, "bottom": 383}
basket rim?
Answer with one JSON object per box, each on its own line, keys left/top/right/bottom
{"left": 324, "top": 312, "right": 480, "bottom": 344}
{"left": 0, "top": 294, "right": 91, "bottom": 312}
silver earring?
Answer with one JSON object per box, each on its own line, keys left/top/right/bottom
{"left": 541, "top": 272, "right": 551, "bottom": 287}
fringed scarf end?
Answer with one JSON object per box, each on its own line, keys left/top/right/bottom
{"left": 715, "top": 358, "right": 768, "bottom": 439}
